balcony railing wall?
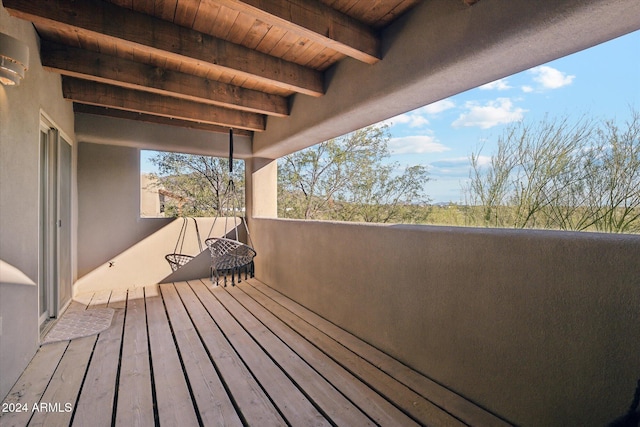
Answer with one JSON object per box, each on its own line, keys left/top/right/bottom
{"left": 251, "top": 217, "right": 640, "bottom": 426}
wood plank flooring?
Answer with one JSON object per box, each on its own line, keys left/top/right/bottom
{"left": 0, "top": 279, "right": 512, "bottom": 427}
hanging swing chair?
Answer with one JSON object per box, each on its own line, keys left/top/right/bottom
{"left": 205, "top": 129, "right": 257, "bottom": 286}
{"left": 165, "top": 216, "right": 203, "bottom": 271}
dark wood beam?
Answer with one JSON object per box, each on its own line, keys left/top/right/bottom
{"left": 73, "top": 104, "right": 253, "bottom": 136}
{"left": 4, "top": 0, "right": 324, "bottom": 96}
{"left": 40, "top": 41, "right": 289, "bottom": 117}
{"left": 62, "top": 77, "right": 265, "bottom": 131}
{"left": 216, "top": 0, "right": 380, "bottom": 64}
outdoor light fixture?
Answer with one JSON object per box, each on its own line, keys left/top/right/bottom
{"left": 0, "top": 33, "right": 29, "bottom": 86}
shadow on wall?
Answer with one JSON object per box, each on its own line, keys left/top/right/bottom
{"left": 73, "top": 217, "right": 242, "bottom": 294}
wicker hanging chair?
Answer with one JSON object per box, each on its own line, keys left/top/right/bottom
{"left": 206, "top": 129, "right": 256, "bottom": 286}
{"left": 165, "top": 217, "right": 202, "bottom": 271}
{"left": 205, "top": 237, "right": 256, "bottom": 286}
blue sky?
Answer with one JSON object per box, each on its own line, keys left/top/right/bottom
{"left": 380, "top": 30, "right": 640, "bottom": 203}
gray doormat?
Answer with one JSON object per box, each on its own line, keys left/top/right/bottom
{"left": 42, "top": 308, "right": 115, "bottom": 344}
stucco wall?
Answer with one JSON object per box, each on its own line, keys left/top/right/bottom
{"left": 251, "top": 218, "right": 640, "bottom": 426}
{"left": 77, "top": 142, "right": 172, "bottom": 278}
{"left": 0, "top": 7, "right": 76, "bottom": 401}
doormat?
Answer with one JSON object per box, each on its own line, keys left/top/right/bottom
{"left": 42, "top": 308, "right": 115, "bottom": 344}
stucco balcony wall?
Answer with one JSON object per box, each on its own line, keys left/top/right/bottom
{"left": 250, "top": 218, "right": 640, "bottom": 426}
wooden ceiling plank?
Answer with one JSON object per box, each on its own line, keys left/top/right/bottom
{"left": 306, "top": 46, "right": 342, "bottom": 70}
{"left": 255, "top": 24, "right": 289, "bottom": 55}
{"left": 174, "top": 0, "right": 201, "bottom": 28}
{"left": 154, "top": 0, "right": 179, "bottom": 21}
{"left": 193, "top": 1, "right": 221, "bottom": 34}
{"left": 214, "top": 0, "right": 380, "bottom": 64}
{"left": 4, "top": 0, "right": 324, "bottom": 96}
{"left": 225, "top": 10, "right": 257, "bottom": 45}
{"left": 41, "top": 41, "right": 289, "bottom": 117}
{"left": 62, "top": 77, "right": 266, "bottom": 131}
{"left": 282, "top": 37, "right": 318, "bottom": 66}
{"left": 266, "top": 31, "right": 300, "bottom": 58}
{"left": 314, "top": 49, "right": 346, "bottom": 71}
{"left": 240, "top": 16, "right": 272, "bottom": 49}
{"left": 209, "top": 3, "right": 241, "bottom": 40}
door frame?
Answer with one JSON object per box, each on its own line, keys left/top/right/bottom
{"left": 38, "top": 112, "right": 73, "bottom": 328}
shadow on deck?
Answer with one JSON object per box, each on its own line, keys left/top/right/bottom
{"left": 0, "top": 279, "right": 510, "bottom": 427}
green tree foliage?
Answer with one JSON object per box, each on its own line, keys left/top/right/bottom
{"left": 278, "top": 125, "right": 431, "bottom": 222}
{"left": 148, "top": 152, "right": 244, "bottom": 217}
{"left": 465, "top": 108, "right": 640, "bottom": 232}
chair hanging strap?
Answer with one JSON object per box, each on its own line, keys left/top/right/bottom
{"left": 173, "top": 217, "right": 188, "bottom": 255}
{"left": 207, "top": 128, "right": 235, "bottom": 240}
{"left": 192, "top": 217, "right": 202, "bottom": 252}
{"left": 206, "top": 127, "right": 251, "bottom": 245}
{"left": 223, "top": 128, "right": 241, "bottom": 241}
{"left": 229, "top": 128, "right": 233, "bottom": 174}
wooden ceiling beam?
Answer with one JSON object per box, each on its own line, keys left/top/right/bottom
{"left": 215, "top": 0, "right": 380, "bottom": 64}
{"left": 40, "top": 41, "right": 289, "bottom": 117}
{"left": 4, "top": 0, "right": 324, "bottom": 96}
{"left": 73, "top": 104, "right": 253, "bottom": 136}
{"left": 62, "top": 77, "right": 266, "bottom": 131}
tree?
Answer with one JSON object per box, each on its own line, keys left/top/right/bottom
{"left": 148, "top": 152, "right": 244, "bottom": 217}
{"left": 278, "top": 125, "right": 431, "bottom": 223}
{"left": 589, "top": 109, "right": 640, "bottom": 233}
{"left": 465, "top": 109, "right": 640, "bottom": 233}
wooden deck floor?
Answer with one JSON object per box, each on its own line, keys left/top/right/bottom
{"left": 1, "top": 279, "right": 510, "bottom": 427}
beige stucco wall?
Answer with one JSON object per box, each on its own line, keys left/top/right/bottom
{"left": 77, "top": 142, "right": 173, "bottom": 278}
{"left": 76, "top": 141, "right": 246, "bottom": 291}
{"left": 250, "top": 218, "right": 640, "bottom": 426}
{"left": 0, "top": 6, "right": 76, "bottom": 401}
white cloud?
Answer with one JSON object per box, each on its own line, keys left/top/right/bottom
{"left": 400, "top": 113, "right": 429, "bottom": 127}
{"left": 530, "top": 65, "right": 575, "bottom": 89}
{"left": 422, "top": 98, "right": 456, "bottom": 114}
{"left": 452, "top": 98, "right": 526, "bottom": 129}
{"left": 431, "top": 155, "right": 491, "bottom": 169}
{"left": 389, "top": 135, "right": 451, "bottom": 155}
{"left": 382, "top": 98, "right": 455, "bottom": 129}
{"left": 384, "top": 112, "right": 428, "bottom": 128}
{"left": 521, "top": 85, "right": 534, "bottom": 93}
{"left": 479, "top": 79, "right": 512, "bottom": 91}
{"left": 470, "top": 155, "right": 492, "bottom": 168}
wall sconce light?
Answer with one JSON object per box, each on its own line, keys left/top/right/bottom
{"left": 0, "top": 33, "right": 29, "bottom": 86}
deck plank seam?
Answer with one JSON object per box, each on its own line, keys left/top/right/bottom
{"left": 71, "top": 292, "right": 127, "bottom": 427}
{"left": 142, "top": 287, "right": 161, "bottom": 427}
{"left": 173, "top": 281, "right": 255, "bottom": 426}
{"left": 161, "top": 283, "right": 245, "bottom": 426}
{"left": 110, "top": 289, "right": 128, "bottom": 427}
{"left": 171, "top": 282, "right": 249, "bottom": 425}
{"left": 158, "top": 284, "right": 205, "bottom": 427}
{"left": 176, "top": 281, "right": 253, "bottom": 427}
{"left": 242, "top": 280, "right": 463, "bottom": 426}
{"left": 67, "top": 334, "right": 100, "bottom": 426}
{"left": 222, "top": 284, "right": 380, "bottom": 427}
{"left": 230, "top": 283, "right": 413, "bottom": 426}
{"left": 75, "top": 285, "right": 113, "bottom": 427}
{"left": 23, "top": 341, "right": 71, "bottom": 427}
{"left": 237, "top": 282, "right": 430, "bottom": 426}
{"left": 187, "top": 280, "right": 293, "bottom": 427}
{"left": 246, "top": 280, "right": 493, "bottom": 425}
{"left": 213, "top": 285, "right": 342, "bottom": 427}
